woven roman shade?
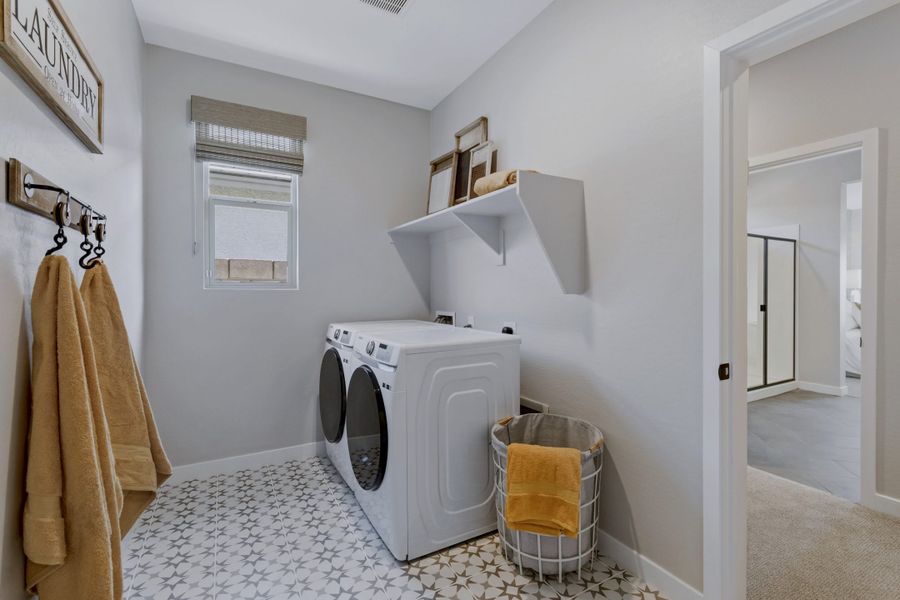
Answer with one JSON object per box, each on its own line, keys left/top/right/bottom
{"left": 191, "top": 96, "right": 307, "bottom": 175}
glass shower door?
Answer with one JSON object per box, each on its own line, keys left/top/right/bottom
{"left": 766, "top": 239, "right": 796, "bottom": 384}
{"left": 747, "top": 235, "right": 796, "bottom": 390}
{"left": 747, "top": 236, "right": 766, "bottom": 389}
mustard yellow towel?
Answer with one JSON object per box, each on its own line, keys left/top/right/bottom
{"left": 81, "top": 262, "right": 172, "bottom": 535}
{"left": 505, "top": 442, "right": 581, "bottom": 537}
{"left": 25, "top": 255, "right": 124, "bottom": 599}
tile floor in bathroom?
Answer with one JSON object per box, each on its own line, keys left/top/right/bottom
{"left": 123, "top": 457, "right": 667, "bottom": 600}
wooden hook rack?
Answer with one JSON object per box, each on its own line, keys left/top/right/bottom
{"left": 6, "top": 158, "right": 107, "bottom": 231}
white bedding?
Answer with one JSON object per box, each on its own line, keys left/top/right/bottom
{"left": 844, "top": 300, "right": 862, "bottom": 376}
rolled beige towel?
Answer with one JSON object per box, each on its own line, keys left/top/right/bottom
{"left": 473, "top": 169, "right": 519, "bottom": 197}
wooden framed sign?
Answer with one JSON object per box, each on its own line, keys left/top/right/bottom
{"left": 1, "top": 0, "right": 104, "bottom": 153}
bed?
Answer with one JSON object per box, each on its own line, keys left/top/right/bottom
{"left": 845, "top": 297, "right": 862, "bottom": 377}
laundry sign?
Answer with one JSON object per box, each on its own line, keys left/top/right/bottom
{"left": 1, "top": 0, "right": 104, "bottom": 153}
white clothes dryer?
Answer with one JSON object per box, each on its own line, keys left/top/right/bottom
{"left": 345, "top": 327, "right": 520, "bottom": 561}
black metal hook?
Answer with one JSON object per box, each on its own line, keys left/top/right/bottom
{"left": 78, "top": 210, "right": 98, "bottom": 269}
{"left": 91, "top": 220, "right": 107, "bottom": 264}
{"left": 45, "top": 193, "right": 70, "bottom": 256}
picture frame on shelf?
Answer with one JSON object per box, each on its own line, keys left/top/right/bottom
{"left": 426, "top": 151, "right": 457, "bottom": 214}
{"left": 452, "top": 116, "right": 488, "bottom": 205}
{"left": 455, "top": 116, "right": 488, "bottom": 152}
{"left": 453, "top": 149, "right": 471, "bottom": 206}
{"left": 467, "top": 141, "right": 498, "bottom": 198}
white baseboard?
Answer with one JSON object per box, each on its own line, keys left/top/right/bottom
{"left": 167, "top": 441, "right": 325, "bottom": 486}
{"left": 748, "top": 381, "right": 798, "bottom": 402}
{"left": 863, "top": 490, "right": 900, "bottom": 520}
{"left": 798, "top": 381, "right": 847, "bottom": 396}
{"left": 597, "top": 530, "right": 702, "bottom": 600}
{"left": 748, "top": 381, "right": 849, "bottom": 401}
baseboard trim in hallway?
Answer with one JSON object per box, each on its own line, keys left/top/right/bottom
{"left": 748, "top": 381, "right": 850, "bottom": 402}
{"left": 748, "top": 381, "right": 799, "bottom": 401}
{"left": 167, "top": 441, "right": 325, "bottom": 485}
{"left": 797, "top": 381, "right": 848, "bottom": 397}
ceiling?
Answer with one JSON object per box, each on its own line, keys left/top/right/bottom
{"left": 131, "top": 0, "right": 554, "bottom": 109}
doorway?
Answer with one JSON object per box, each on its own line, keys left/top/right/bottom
{"left": 701, "top": 1, "right": 898, "bottom": 598}
{"left": 745, "top": 147, "right": 863, "bottom": 506}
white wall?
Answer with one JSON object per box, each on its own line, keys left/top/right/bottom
{"left": 142, "top": 46, "right": 430, "bottom": 466}
{"left": 748, "top": 3, "right": 900, "bottom": 502}
{"left": 748, "top": 152, "right": 861, "bottom": 388}
{"left": 0, "top": 1, "right": 146, "bottom": 597}
{"left": 428, "top": 0, "right": 788, "bottom": 590}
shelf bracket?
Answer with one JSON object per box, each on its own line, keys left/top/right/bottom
{"left": 454, "top": 213, "right": 504, "bottom": 264}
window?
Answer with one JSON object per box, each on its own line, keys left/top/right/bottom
{"left": 201, "top": 162, "right": 299, "bottom": 289}
{"left": 190, "top": 96, "right": 306, "bottom": 290}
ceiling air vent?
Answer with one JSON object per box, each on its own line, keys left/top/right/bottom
{"left": 358, "top": 0, "right": 412, "bottom": 16}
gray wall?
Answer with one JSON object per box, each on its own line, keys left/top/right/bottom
{"left": 427, "top": 0, "right": 787, "bottom": 590}
{"left": 142, "top": 46, "right": 430, "bottom": 467}
{"left": 0, "top": 1, "right": 146, "bottom": 598}
{"left": 748, "top": 3, "right": 900, "bottom": 501}
{"left": 748, "top": 152, "right": 861, "bottom": 388}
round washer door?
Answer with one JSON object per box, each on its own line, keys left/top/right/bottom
{"left": 346, "top": 365, "right": 388, "bottom": 491}
{"left": 319, "top": 348, "right": 346, "bottom": 443}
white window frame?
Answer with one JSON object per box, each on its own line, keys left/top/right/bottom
{"left": 198, "top": 161, "right": 299, "bottom": 290}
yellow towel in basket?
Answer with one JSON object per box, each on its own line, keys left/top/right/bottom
{"left": 505, "top": 442, "right": 581, "bottom": 538}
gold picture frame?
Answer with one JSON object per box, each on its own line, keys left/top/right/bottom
{"left": 452, "top": 116, "right": 488, "bottom": 205}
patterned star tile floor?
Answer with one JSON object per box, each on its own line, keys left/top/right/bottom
{"left": 124, "top": 457, "right": 667, "bottom": 600}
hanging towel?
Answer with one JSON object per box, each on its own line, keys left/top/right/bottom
{"left": 24, "top": 255, "right": 124, "bottom": 599}
{"left": 505, "top": 442, "right": 581, "bottom": 538}
{"left": 81, "top": 262, "right": 172, "bottom": 535}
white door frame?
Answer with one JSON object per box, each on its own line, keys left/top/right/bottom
{"left": 702, "top": 1, "right": 899, "bottom": 598}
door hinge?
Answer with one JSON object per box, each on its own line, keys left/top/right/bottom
{"left": 718, "top": 363, "right": 731, "bottom": 381}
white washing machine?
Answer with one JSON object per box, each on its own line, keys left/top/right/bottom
{"left": 345, "top": 327, "right": 520, "bottom": 561}
{"left": 319, "top": 320, "right": 440, "bottom": 490}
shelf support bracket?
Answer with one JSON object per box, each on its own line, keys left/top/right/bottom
{"left": 454, "top": 213, "right": 504, "bottom": 264}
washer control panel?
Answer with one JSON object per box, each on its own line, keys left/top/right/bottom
{"left": 354, "top": 334, "right": 400, "bottom": 367}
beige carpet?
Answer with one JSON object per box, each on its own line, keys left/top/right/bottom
{"left": 748, "top": 467, "right": 900, "bottom": 600}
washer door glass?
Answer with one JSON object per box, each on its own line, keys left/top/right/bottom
{"left": 346, "top": 365, "right": 388, "bottom": 491}
{"left": 319, "top": 348, "right": 346, "bottom": 443}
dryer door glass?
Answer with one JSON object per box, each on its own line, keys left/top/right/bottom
{"left": 346, "top": 366, "right": 388, "bottom": 491}
{"left": 319, "top": 348, "right": 346, "bottom": 443}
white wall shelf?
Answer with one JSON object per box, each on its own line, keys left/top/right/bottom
{"left": 388, "top": 171, "right": 586, "bottom": 302}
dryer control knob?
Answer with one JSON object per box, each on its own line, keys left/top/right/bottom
{"left": 333, "top": 330, "right": 340, "bottom": 340}
{"left": 366, "top": 341, "right": 376, "bottom": 355}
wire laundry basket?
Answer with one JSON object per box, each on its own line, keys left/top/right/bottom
{"left": 491, "top": 413, "right": 604, "bottom": 581}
